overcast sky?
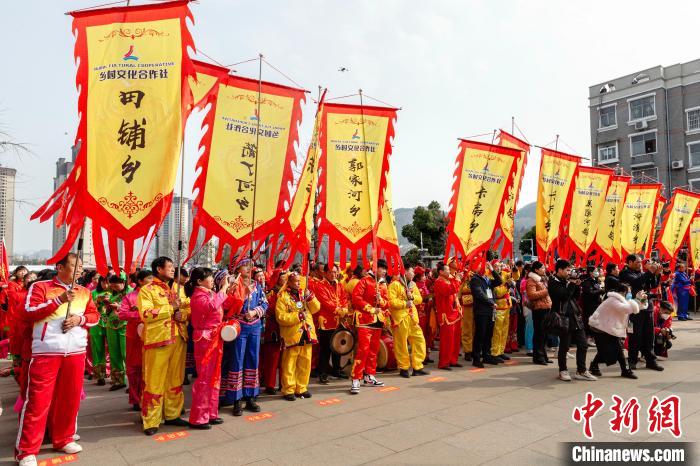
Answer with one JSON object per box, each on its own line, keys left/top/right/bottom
{"left": 3, "top": 0, "right": 700, "bottom": 254}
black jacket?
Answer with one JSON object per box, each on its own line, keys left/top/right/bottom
{"left": 618, "top": 267, "right": 658, "bottom": 311}
{"left": 548, "top": 275, "right": 580, "bottom": 312}
{"left": 604, "top": 274, "right": 620, "bottom": 294}
{"left": 470, "top": 271, "right": 502, "bottom": 317}
{"left": 581, "top": 276, "right": 604, "bottom": 316}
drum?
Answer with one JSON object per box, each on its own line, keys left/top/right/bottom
{"left": 221, "top": 320, "right": 242, "bottom": 342}
{"left": 136, "top": 323, "right": 144, "bottom": 339}
{"left": 377, "top": 333, "right": 397, "bottom": 371}
{"left": 330, "top": 327, "right": 355, "bottom": 356}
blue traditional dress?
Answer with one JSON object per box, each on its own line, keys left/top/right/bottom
{"left": 671, "top": 271, "right": 692, "bottom": 320}
{"left": 220, "top": 281, "right": 268, "bottom": 403}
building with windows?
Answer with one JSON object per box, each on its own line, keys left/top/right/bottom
{"left": 146, "top": 196, "right": 216, "bottom": 267}
{"left": 0, "top": 166, "right": 16, "bottom": 260}
{"left": 589, "top": 59, "right": 700, "bottom": 195}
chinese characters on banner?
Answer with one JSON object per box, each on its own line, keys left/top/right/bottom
{"left": 566, "top": 166, "right": 613, "bottom": 261}
{"left": 619, "top": 184, "right": 662, "bottom": 257}
{"left": 316, "top": 103, "right": 397, "bottom": 270}
{"left": 188, "top": 72, "right": 305, "bottom": 263}
{"left": 31, "top": 1, "right": 195, "bottom": 273}
{"left": 535, "top": 149, "right": 579, "bottom": 264}
{"left": 594, "top": 176, "right": 630, "bottom": 264}
{"left": 657, "top": 189, "right": 700, "bottom": 266}
{"left": 687, "top": 215, "right": 700, "bottom": 267}
{"left": 494, "top": 130, "right": 529, "bottom": 258}
{"left": 444, "top": 140, "right": 520, "bottom": 267}
{"left": 572, "top": 392, "right": 682, "bottom": 439}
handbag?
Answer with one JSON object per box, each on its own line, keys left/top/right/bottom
{"left": 543, "top": 308, "right": 568, "bottom": 335}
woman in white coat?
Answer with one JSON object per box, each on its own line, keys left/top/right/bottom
{"left": 588, "top": 282, "right": 646, "bottom": 379}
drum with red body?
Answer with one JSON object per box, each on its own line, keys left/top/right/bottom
{"left": 376, "top": 333, "right": 397, "bottom": 371}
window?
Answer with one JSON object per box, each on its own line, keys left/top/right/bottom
{"left": 630, "top": 131, "right": 657, "bottom": 157}
{"left": 690, "top": 178, "right": 700, "bottom": 193}
{"left": 599, "top": 105, "right": 617, "bottom": 129}
{"left": 687, "top": 108, "right": 700, "bottom": 132}
{"left": 631, "top": 167, "right": 659, "bottom": 183}
{"left": 629, "top": 95, "right": 656, "bottom": 121}
{"left": 597, "top": 142, "right": 618, "bottom": 164}
{"left": 689, "top": 142, "right": 700, "bottom": 168}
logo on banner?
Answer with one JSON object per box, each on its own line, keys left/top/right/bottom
{"left": 123, "top": 45, "right": 138, "bottom": 61}
{"left": 351, "top": 128, "right": 360, "bottom": 140}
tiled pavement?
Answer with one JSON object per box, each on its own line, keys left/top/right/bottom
{"left": 0, "top": 319, "right": 698, "bottom": 465}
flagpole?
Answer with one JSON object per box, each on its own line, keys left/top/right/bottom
{"left": 249, "top": 53, "right": 264, "bottom": 263}
{"left": 307, "top": 85, "right": 325, "bottom": 272}
{"left": 63, "top": 140, "right": 85, "bottom": 331}
{"left": 174, "top": 133, "right": 186, "bottom": 294}
{"left": 63, "top": 224, "right": 85, "bottom": 332}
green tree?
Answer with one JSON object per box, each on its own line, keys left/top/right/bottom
{"left": 403, "top": 247, "right": 422, "bottom": 267}
{"left": 401, "top": 201, "right": 448, "bottom": 256}
{"left": 519, "top": 226, "right": 536, "bottom": 256}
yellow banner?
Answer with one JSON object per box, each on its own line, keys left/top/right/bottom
{"left": 446, "top": 141, "right": 519, "bottom": 260}
{"left": 567, "top": 167, "right": 612, "bottom": 257}
{"left": 286, "top": 98, "right": 323, "bottom": 256}
{"left": 594, "top": 177, "right": 629, "bottom": 261}
{"left": 688, "top": 216, "right": 700, "bottom": 267}
{"left": 377, "top": 176, "right": 399, "bottom": 246}
{"left": 658, "top": 190, "right": 700, "bottom": 260}
{"left": 322, "top": 105, "right": 393, "bottom": 244}
{"left": 535, "top": 149, "right": 579, "bottom": 257}
{"left": 619, "top": 185, "right": 661, "bottom": 256}
{"left": 198, "top": 76, "right": 304, "bottom": 241}
{"left": 86, "top": 17, "right": 183, "bottom": 230}
{"left": 497, "top": 131, "right": 529, "bottom": 245}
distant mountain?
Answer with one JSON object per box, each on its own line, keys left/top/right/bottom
{"left": 393, "top": 201, "right": 536, "bottom": 252}
{"left": 514, "top": 201, "right": 536, "bottom": 233}
{"left": 394, "top": 207, "right": 415, "bottom": 246}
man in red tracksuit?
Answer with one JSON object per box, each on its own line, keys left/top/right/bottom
{"left": 350, "top": 260, "right": 389, "bottom": 394}
{"left": 433, "top": 261, "right": 463, "bottom": 370}
{"left": 16, "top": 253, "right": 99, "bottom": 466}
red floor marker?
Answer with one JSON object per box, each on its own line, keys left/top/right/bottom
{"left": 246, "top": 412, "right": 274, "bottom": 422}
{"left": 504, "top": 360, "right": 519, "bottom": 366}
{"left": 379, "top": 386, "right": 399, "bottom": 392}
{"left": 469, "top": 368, "right": 486, "bottom": 373}
{"left": 38, "top": 454, "right": 78, "bottom": 465}
{"left": 318, "top": 397, "right": 343, "bottom": 406}
{"left": 154, "top": 431, "right": 189, "bottom": 442}
{"left": 427, "top": 376, "right": 447, "bottom": 382}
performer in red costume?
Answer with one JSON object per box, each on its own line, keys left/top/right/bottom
{"left": 433, "top": 261, "right": 463, "bottom": 370}
{"left": 350, "top": 260, "right": 389, "bottom": 394}
{"left": 16, "top": 254, "right": 99, "bottom": 466}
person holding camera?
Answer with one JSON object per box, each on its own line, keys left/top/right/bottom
{"left": 619, "top": 254, "right": 663, "bottom": 371}
{"left": 548, "top": 259, "right": 596, "bottom": 382}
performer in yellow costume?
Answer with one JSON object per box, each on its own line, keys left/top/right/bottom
{"left": 489, "top": 261, "right": 512, "bottom": 361}
{"left": 138, "top": 256, "right": 191, "bottom": 435}
{"left": 276, "top": 272, "right": 321, "bottom": 400}
{"left": 459, "top": 270, "right": 474, "bottom": 361}
{"left": 387, "top": 267, "right": 430, "bottom": 378}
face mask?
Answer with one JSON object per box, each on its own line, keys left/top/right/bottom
{"left": 660, "top": 313, "right": 671, "bottom": 320}
{"left": 592, "top": 271, "right": 600, "bottom": 278}
{"left": 625, "top": 292, "right": 633, "bottom": 300}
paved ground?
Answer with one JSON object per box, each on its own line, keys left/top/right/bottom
{"left": 0, "top": 318, "right": 698, "bottom": 465}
